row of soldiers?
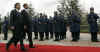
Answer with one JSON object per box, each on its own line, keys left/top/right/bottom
{"left": 32, "top": 7, "right": 99, "bottom": 42}
{"left": 32, "top": 12, "right": 67, "bottom": 41}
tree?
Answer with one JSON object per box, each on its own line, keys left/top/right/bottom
{"left": 57, "top": 0, "right": 87, "bottom": 25}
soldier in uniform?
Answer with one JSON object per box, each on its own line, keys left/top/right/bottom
{"left": 21, "top": 3, "right": 35, "bottom": 48}
{"left": 33, "top": 16, "right": 39, "bottom": 39}
{"left": 6, "top": 3, "right": 26, "bottom": 51}
{"left": 58, "top": 14, "right": 67, "bottom": 40}
{"left": 69, "top": 10, "right": 80, "bottom": 42}
{"left": 44, "top": 15, "right": 49, "bottom": 40}
{"left": 3, "top": 17, "right": 9, "bottom": 40}
{"left": 0, "top": 17, "right": 1, "bottom": 34}
{"left": 53, "top": 11, "right": 62, "bottom": 41}
{"left": 38, "top": 13, "right": 46, "bottom": 41}
{"left": 87, "top": 7, "right": 99, "bottom": 42}
{"left": 48, "top": 16, "right": 54, "bottom": 39}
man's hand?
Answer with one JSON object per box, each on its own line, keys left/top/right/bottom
{"left": 11, "top": 26, "right": 15, "bottom": 30}
{"left": 24, "top": 25, "right": 27, "bottom": 29}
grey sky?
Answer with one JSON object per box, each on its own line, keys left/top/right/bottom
{"left": 0, "top": 0, "right": 100, "bottom": 17}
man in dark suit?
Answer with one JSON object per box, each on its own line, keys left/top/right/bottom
{"left": 87, "top": 7, "right": 99, "bottom": 42}
{"left": 6, "top": 3, "right": 26, "bottom": 51}
{"left": 21, "top": 3, "right": 35, "bottom": 48}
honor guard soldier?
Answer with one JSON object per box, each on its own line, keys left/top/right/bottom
{"left": 44, "top": 15, "right": 49, "bottom": 40}
{"left": 6, "top": 3, "right": 26, "bottom": 51}
{"left": 38, "top": 13, "right": 47, "bottom": 41}
{"left": 3, "top": 17, "right": 9, "bottom": 40}
{"left": 48, "top": 16, "right": 54, "bottom": 39}
{"left": 58, "top": 14, "right": 67, "bottom": 40}
{"left": 0, "top": 17, "right": 1, "bottom": 34}
{"left": 69, "top": 10, "right": 80, "bottom": 42}
{"left": 33, "top": 16, "right": 39, "bottom": 39}
{"left": 21, "top": 3, "right": 35, "bottom": 48}
{"left": 53, "top": 11, "right": 62, "bottom": 41}
{"left": 87, "top": 7, "right": 99, "bottom": 42}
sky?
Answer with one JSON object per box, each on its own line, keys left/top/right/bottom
{"left": 0, "top": 0, "right": 100, "bottom": 17}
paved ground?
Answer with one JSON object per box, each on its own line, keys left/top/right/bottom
{"left": 0, "top": 30, "right": 100, "bottom": 47}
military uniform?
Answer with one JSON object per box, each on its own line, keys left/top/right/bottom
{"left": 33, "top": 17, "right": 39, "bottom": 39}
{"left": 58, "top": 15, "right": 67, "bottom": 40}
{"left": 53, "top": 14, "right": 63, "bottom": 41}
{"left": 44, "top": 16, "right": 49, "bottom": 40}
{"left": 38, "top": 15, "right": 47, "bottom": 41}
{"left": 69, "top": 13, "right": 80, "bottom": 42}
{"left": 48, "top": 17, "right": 54, "bottom": 39}
{"left": 0, "top": 18, "right": 1, "bottom": 34}
{"left": 87, "top": 12, "right": 99, "bottom": 42}
{"left": 3, "top": 18, "right": 9, "bottom": 40}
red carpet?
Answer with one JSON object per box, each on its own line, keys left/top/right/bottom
{"left": 0, "top": 43, "right": 100, "bottom": 52}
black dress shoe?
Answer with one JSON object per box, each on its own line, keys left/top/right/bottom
{"left": 29, "top": 46, "right": 35, "bottom": 48}
{"left": 34, "top": 37, "right": 38, "bottom": 40}
{"left": 54, "top": 39, "right": 60, "bottom": 41}
{"left": 6, "top": 45, "right": 9, "bottom": 51}
{"left": 14, "top": 43, "right": 17, "bottom": 48}
{"left": 45, "top": 38, "right": 49, "bottom": 40}
{"left": 4, "top": 39, "right": 7, "bottom": 40}
{"left": 92, "top": 40, "right": 99, "bottom": 42}
{"left": 39, "top": 39, "right": 44, "bottom": 41}
{"left": 72, "top": 39, "right": 78, "bottom": 42}
{"left": 21, "top": 47, "right": 26, "bottom": 51}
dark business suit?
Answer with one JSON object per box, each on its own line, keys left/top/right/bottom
{"left": 6, "top": 9, "right": 25, "bottom": 50}
{"left": 21, "top": 9, "right": 33, "bottom": 47}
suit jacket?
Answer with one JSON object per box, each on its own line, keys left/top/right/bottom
{"left": 10, "top": 9, "right": 24, "bottom": 32}
{"left": 21, "top": 9, "right": 32, "bottom": 32}
{"left": 87, "top": 13, "right": 99, "bottom": 32}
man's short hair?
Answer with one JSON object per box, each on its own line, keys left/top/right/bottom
{"left": 14, "top": 3, "right": 20, "bottom": 8}
{"left": 23, "top": 3, "right": 28, "bottom": 7}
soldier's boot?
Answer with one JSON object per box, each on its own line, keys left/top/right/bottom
{"left": 64, "top": 32, "right": 66, "bottom": 39}
{"left": 34, "top": 32, "right": 38, "bottom": 39}
{"left": 91, "top": 32, "right": 99, "bottom": 42}
{"left": 72, "top": 32, "right": 78, "bottom": 42}
{"left": 54, "top": 33, "right": 60, "bottom": 41}
{"left": 4, "top": 32, "right": 8, "bottom": 40}
{"left": 50, "top": 32, "right": 53, "bottom": 39}
{"left": 45, "top": 32, "right": 49, "bottom": 40}
{"left": 76, "top": 32, "right": 80, "bottom": 41}
{"left": 39, "top": 32, "right": 44, "bottom": 41}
